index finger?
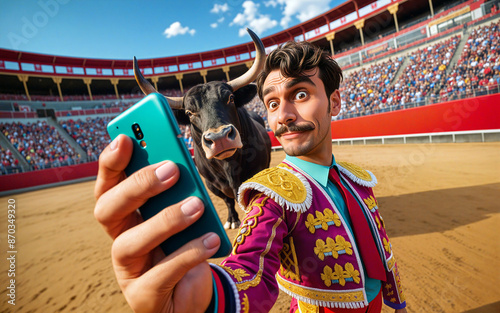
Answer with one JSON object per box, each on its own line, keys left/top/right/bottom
{"left": 94, "top": 134, "right": 133, "bottom": 201}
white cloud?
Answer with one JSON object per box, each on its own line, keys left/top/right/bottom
{"left": 266, "top": 0, "right": 331, "bottom": 28}
{"left": 231, "top": 1, "right": 278, "bottom": 37}
{"left": 211, "top": 3, "right": 229, "bottom": 14}
{"left": 163, "top": 22, "right": 196, "bottom": 38}
{"left": 210, "top": 4, "right": 228, "bottom": 29}
{"left": 264, "top": 0, "right": 279, "bottom": 7}
{"left": 211, "top": 17, "right": 225, "bottom": 29}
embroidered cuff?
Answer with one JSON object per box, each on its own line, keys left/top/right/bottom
{"left": 210, "top": 264, "right": 240, "bottom": 313}
{"left": 384, "top": 299, "right": 406, "bottom": 310}
{"left": 206, "top": 271, "right": 218, "bottom": 313}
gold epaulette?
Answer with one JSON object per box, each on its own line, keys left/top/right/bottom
{"left": 237, "top": 164, "right": 312, "bottom": 213}
{"left": 337, "top": 161, "right": 377, "bottom": 188}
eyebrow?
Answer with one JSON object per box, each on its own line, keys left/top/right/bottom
{"left": 262, "top": 76, "right": 316, "bottom": 99}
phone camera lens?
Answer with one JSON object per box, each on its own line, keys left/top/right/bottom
{"left": 132, "top": 123, "right": 144, "bottom": 140}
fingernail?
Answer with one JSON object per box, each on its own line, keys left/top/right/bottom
{"left": 155, "top": 162, "right": 176, "bottom": 182}
{"left": 110, "top": 137, "right": 119, "bottom": 150}
{"left": 203, "top": 233, "right": 220, "bottom": 250}
{"left": 181, "top": 197, "right": 202, "bottom": 216}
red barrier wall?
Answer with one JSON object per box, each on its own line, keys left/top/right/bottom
{"left": 0, "top": 162, "right": 98, "bottom": 192}
{"left": 331, "top": 94, "right": 500, "bottom": 139}
{"left": 267, "top": 131, "right": 281, "bottom": 148}
{"left": 1, "top": 94, "right": 499, "bottom": 193}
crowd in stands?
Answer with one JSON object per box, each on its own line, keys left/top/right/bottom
{"left": 0, "top": 145, "right": 19, "bottom": 175}
{"left": 337, "top": 21, "right": 500, "bottom": 120}
{"left": 338, "top": 34, "right": 463, "bottom": 119}
{"left": 244, "top": 94, "right": 269, "bottom": 130}
{"left": 396, "top": 35, "right": 462, "bottom": 104}
{"left": 60, "top": 117, "right": 114, "bottom": 162}
{"left": 181, "top": 125, "right": 193, "bottom": 149}
{"left": 339, "top": 57, "right": 403, "bottom": 118}
{"left": 438, "top": 21, "right": 500, "bottom": 101}
{"left": 0, "top": 120, "right": 82, "bottom": 172}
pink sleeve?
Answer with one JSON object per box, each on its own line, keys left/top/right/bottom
{"left": 212, "top": 194, "right": 289, "bottom": 313}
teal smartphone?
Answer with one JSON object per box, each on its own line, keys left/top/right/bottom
{"left": 107, "top": 93, "right": 231, "bottom": 258}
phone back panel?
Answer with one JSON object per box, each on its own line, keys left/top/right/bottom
{"left": 107, "top": 93, "right": 231, "bottom": 258}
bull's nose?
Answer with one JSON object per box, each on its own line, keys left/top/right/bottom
{"left": 203, "top": 125, "right": 236, "bottom": 147}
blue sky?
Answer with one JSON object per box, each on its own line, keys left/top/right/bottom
{"left": 0, "top": 0, "right": 344, "bottom": 60}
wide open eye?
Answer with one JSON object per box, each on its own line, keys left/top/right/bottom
{"left": 228, "top": 95, "right": 235, "bottom": 103}
{"left": 295, "top": 91, "right": 308, "bottom": 100}
{"left": 268, "top": 100, "right": 279, "bottom": 110}
{"left": 185, "top": 110, "right": 194, "bottom": 117}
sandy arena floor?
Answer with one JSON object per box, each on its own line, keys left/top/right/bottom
{"left": 0, "top": 143, "right": 499, "bottom": 313}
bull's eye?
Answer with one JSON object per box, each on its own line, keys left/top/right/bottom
{"left": 228, "top": 95, "right": 235, "bottom": 104}
{"left": 185, "top": 110, "right": 194, "bottom": 117}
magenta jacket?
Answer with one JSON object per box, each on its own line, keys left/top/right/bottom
{"left": 210, "top": 160, "right": 406, "bottom": 313}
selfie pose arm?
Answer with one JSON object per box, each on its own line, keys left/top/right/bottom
{"left": 94, "top": 134, "right": 218, "bottom": 313}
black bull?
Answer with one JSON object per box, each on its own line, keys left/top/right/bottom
{"left": 133, "top": 28, "right": 272, "bottom": 229}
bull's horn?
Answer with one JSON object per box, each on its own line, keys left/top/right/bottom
{"left": 133, "top": 56, "right": 183, "bottom": 109}
{"left": 227, "top": 28, "right": 266, "bottom": 92}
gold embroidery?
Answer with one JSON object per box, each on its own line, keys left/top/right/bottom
{"left": 375, "top": 216, "right": 381, "bottom": 230}
{"left": 242, "top": 294, "right": 250, "bottom": 313}
{"left": 277, "top": 163, "right": 293, "bottom": 170}
{"left": 238, "top": 162, "right": 313, "bottom": 213}
{"left": 232, "top": 196, "right": 267, "bottom": 254}
{"left": 243, "top": 167, "right": 307, "bottom": 204}
{"left": 236, "top": 217, "right": 283, "bottom": 291}
{"left": 394, "top": 266, "right": 406, "bottom": 302}
{"left": 344, "top": 263, "right": 361, "bottom": 284}
{"left": 298, "top": 300, "right": 319, "bottom": 313}
{"left": 321, "top": 263, "right": 361, "bottom": 287}
{"left": 387, "top": 255, "right": 396, "bottom": 271}
{"left": 305, "top": 209, "right": 341, "bottom": 234}
{"left": 279, "top": 237, "right": 301, "bottom": 281}
{"left": 363, "top": 195, "right": 378, "bottom": 212}
{"left": 337, "top": 161, "right": 373, "bottom": 182}
{"left": 220, "top": 265, "right": 250, "bottom": 282}
{"left": 276, "top": 274, "right": 365, "bottom": 303}
{"left": 314, "top": 235, "right": 353, "bottom": 261}
{"left": 383, "top": 238, "right": 392, "bottom": 254}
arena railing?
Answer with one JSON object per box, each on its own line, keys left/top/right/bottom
{"left": 0, "top": 157, "right": 86, "bottom": 176}
{"left": 336, "top": 85, "right": 500, "bottom": 121}
{"left": 332, "top": 129, "right": 500, "bottom": 145}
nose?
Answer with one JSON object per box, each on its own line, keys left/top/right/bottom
{"left": 203, "top": 125, "right": 236, "bottom": 148}
{"left": 276, "top": 100, "right": 296, "bottom": 126}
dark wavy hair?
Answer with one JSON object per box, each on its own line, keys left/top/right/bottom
{"left": 256, "top": 40, "right": 343, "bottom": 101}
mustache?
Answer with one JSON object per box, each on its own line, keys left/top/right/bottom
{"left": 274, "top": 122, "right": 315, "bottom": 137}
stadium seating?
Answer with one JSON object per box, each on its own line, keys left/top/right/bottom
{"left": 0, "top": 121, "right": 83, "bottom": 171}
{"left": 439, "top": 21, "right": 500, "bottom": 101}
{"left": 0, "top": 145, "right": 20, "bottom": 175}
{"left": 59, "top": 117, "right": 113, "bottom": 162}
{"left": 340, "top": 57, "right": 404, "bottom": 118}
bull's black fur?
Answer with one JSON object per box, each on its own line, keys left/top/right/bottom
{"left": 175, "top": 83, "right": 271, "bottom": 228}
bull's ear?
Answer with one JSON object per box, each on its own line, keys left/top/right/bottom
{"left": 233, "top": 83, "right": 258, "bottom": 107}
{"left": 173, "top": 109, "right": 191, "bottom": 125}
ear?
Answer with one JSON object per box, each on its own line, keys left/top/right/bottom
{"left": 173, "top": 109, "right": 191, "bottom": 125}
{"left": 330, "top": 90, "right": 341, "bottom": 117}
{"left": 233, "top": 84, "right": 258, "bottom": 108}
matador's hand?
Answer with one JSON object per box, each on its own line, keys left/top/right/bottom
{"left": 94, "top": 135, "right": 220, "bottom": 312}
